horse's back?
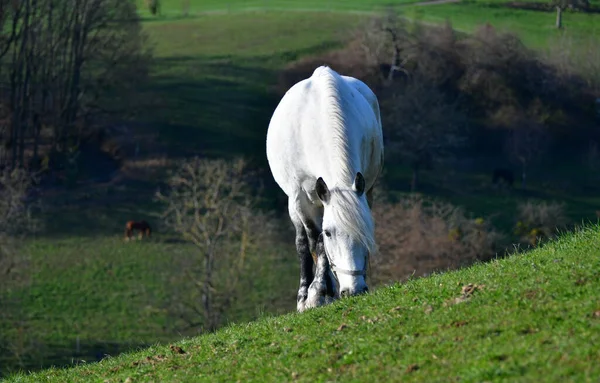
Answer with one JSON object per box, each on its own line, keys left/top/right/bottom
{"left": 266, "top": 66, "right": 383, "bottom": 197}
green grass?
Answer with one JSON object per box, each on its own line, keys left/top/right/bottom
{"left": 137, "top": 11, "right": 364, "bottom": 162}
{"left": 135, "top": 0, "right": 421, "bottom": 17}
{"left": 6, "top": 226, "right": 600, "bottom": 382}
{"left": 404, "top": 2, "right": 599, "bottom": 48}
{"left": 0, "top": 236, "right": 298, "bottom": 377}
{"left": 3, "top": 1, "right": 600, "bottom": 377}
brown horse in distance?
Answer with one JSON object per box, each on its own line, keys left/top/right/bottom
{"left": 124, "top": 220, "right": 152, "bottom": 241}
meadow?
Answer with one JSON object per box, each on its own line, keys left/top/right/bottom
{"left": 6, "top": 226, "right": 600, "bottom": 382}
{"left": 1, "top": 0, "right": 599, "bottom": 377}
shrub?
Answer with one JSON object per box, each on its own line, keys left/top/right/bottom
{"left": 371, "top": 195, "right": 503, "bottom": 286}
{"left": 514, "top": 200, "right": 569, "bottom": 246}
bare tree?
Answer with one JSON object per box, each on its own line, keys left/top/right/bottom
{"left": 0, "top": 0, "right": 150, "bottom": 173}
{"left": 505, "top": 122, "right": 549, "bottom": 189}
{"left": 551, "top": 0, "right": 589, "bottom": 29}
{"left": 0, "top": 167, "right": 41, "bottom": 367}
{"left": 155, "top": 157, "right": 263, "bottom": 332}
{"left": 358, "top": 11, "right": 462, "bottom": 88}
{"left": 372, "top": 194, "right": 503, "bottom": 285}
{"left": 0, "top": 168, "right": 40, "bottom": 277}
{"left": 182, "top": 0, "right": 190, "bottom": 17}
{"left": 146, "top": 0, "right": 161, "bottom": 16}
{"left": 381, "top": 77, "right": 467, "bottom": 191}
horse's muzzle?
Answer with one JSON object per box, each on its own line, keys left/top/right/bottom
{"left": 340, "top": 285, "right": 369, "bottom": 298}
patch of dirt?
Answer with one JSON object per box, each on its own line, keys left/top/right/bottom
{"left": 451, "top": 320, "right": 469, "bottom": 328}
{"left": 524, "top": 289, "right": 539, "bottom": 299}
{"left": 444, "top": 283, "right": 485, "bottom": 306}
{"left": 131, "top": 354, "right": 167, "bottom": 367}
{"left": 169, "top": 345, "right": 186, "bottom": 354}
{"left": 406, "top": 364, "right": 420, "bottom": 373}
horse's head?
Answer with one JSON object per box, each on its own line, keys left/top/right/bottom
{"left": 315, "top": 172, "right": 375, "bottom": 298}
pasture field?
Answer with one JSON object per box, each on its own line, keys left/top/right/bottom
{"left": 6, "top": 226, "right": 600, "bottom": 382}
{"left": 403, "top": 2, "right": 599, "bottom": 48}
{"left": 0, "top": 236, "right": 298, "bottom": 376}
{"left": 2, "top": 0, "right": 600, "bottom": 376}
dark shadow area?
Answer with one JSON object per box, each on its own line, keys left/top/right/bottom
{"left": 0, "top": 340, "right": 151, "bottom": 379}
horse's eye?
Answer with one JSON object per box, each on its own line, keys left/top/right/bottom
{"left": 324, "top": 230, "right": 331, "bottom": 238}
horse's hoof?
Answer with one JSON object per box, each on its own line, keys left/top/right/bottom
{"left": 306, "top": 283, "right": 332, "bottom": 309}
{"left": 297, "top": 288, "right": 308, "bottom": 312}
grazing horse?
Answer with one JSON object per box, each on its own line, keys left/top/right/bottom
{"left": 266, "top": 66, "right": 384, "bottom": 312}
{"left": 124, "top": 220, "right": 152, "bottom": 241}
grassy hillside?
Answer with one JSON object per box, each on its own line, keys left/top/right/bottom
{"left": 6, "top": 226, "right": 600, "bottom": 382}
{"left": 0, "top": 235, "right": 298, "bottom": 376}
{"left": 2, "top": 0, "right": 599, "bottom": 377}
{"left": 404, "top": 2, "right": 599, "bottom": 48}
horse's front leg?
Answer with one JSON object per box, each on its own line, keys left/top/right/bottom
{"left": 293, "top": 223, "right": 315, "bottom": 312}
{"left": 306, "top": 234, "right": 338, "bottom": 309}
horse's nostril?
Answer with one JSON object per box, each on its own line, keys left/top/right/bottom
{"left": 340, "top": 289, "right": 350, "bottom": 298}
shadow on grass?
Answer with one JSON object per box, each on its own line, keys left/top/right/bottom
{"left": 0, "top": 340, "right": 151, "bottom": 379}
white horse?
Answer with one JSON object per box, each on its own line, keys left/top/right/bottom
{"left": 266, "top": 66, "right": 384, "bottom": 312}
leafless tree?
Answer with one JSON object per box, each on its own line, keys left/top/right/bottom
{"left": 0, "top": 167, "right": 41, "bottom": 368}
{"left": 146, "top": 0, "right": 161, "bottom": 16}
{"left": 0, "top": 168, "right": 40, "bottom": 278}
{"left": 505, "top": 122, "right": 550, "bottom": 189}
{"left": 0, "top": 0, "right": 150, "bottom": 172}
{"left": 155, "top": 157, "right": 265, "bottom": 332}
{"left": 381, "top": 77, "right": 467, "bottom": 191}
{"left": 358, "top": 11, "right": 462, "bottom": 88}
{"left": 372, "top": 194, "right": 503, "bottom": 285}
{"left": 551, "top": 0, "right": 589, "bottom": 29}
{"left": 182, "top": 0, "right": 190, "bottom": 17}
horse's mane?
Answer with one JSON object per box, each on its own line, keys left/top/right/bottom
{"left": 328, "top": 188, "right": 377, "bottom": 255}
{"left": 312, "top": 66, "right": 356, "bottom": 185}
{"left": 311, "top": 67, "right": 377, "bottom": 254}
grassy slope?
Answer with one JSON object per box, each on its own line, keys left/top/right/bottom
{"left": 7, "top": 226, "right": 600, "bottom": 382}
{"left": 403, "top": 2, "right": 599, "bottom": 48}
{"left": 0, "top": 236, "right": 298, "bottom": 375}
{"left": 135, "top": 0, "right": 420, "bottom": 16}
{"left": 3, "top": 0, "right": 600, "bottom": 377}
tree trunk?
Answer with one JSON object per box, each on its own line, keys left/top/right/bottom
{"left": 556, "top": 6, "right": 562, "bottom": 29}
{"left": 411, "top": 165, "right": 419, "bottom": 192}
{"left": 521, "top": 164, "right": 527, "bottom": 189}
{"left": 202, "top": 246, "right": 215, "bottom": 332}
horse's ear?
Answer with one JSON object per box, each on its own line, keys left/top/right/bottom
{"left": 315, "top": 177, "right": 330, "bottom": 204}
{"left": 353, "top": 172, "right": 366, "bottom": 196}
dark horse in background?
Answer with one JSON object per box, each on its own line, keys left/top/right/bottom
{"left": 124, "top": 220, "right": 152, "bottom": 240}
{"left": 492, "top": 168, "right": 514, "bottom": 188}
